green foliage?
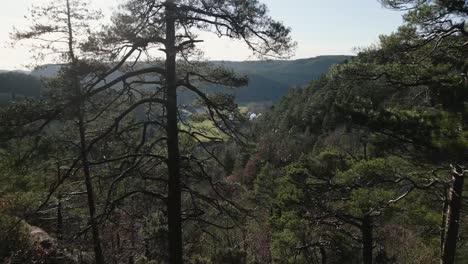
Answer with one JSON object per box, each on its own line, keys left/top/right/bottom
{"left": 1, "top": 0, "right": 467, "bottom": 262}
{"left": 0, "top": 215, "right": 32, "bottom": 260}
{"left": 270, "top": 228, "right": 305, "bottom": 263}
{"left": 135, "top": 256, "right": 158, "bottom": 264}
{"left": 254, "top": 163, "right": 277, "bottom": 207}
{"left": 223, "top": 149, "right": 236, "bottom": 176}
{"left": 211, "top": 248, "right": 247, "bottom": 264}
{"left": 248, "top": 4, "right": 468, "bottom": 259}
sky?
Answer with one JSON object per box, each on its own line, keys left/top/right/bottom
{"left": 0, "top": 0, "right": 405, "bottom": 70}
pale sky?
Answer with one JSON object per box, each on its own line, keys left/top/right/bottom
{"left": 0, "top": 0, "right": 404, "bottom": 70}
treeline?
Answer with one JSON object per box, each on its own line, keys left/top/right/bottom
{"left": 3, "top": 56, "right": 348, "bottom": 105}
{"left": 0, "top": 72, "right": 43, "bottom": 103}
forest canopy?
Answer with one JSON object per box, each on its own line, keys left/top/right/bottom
{"left": 0, "top": 0, "right": 467, "bottom": 264}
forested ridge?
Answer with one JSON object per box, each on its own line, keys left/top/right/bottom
{"left": 0, "top": 72, "right": 43, "bottom": 104}
{"left": 0, "top": 56, "right": 349, "bottom": 104}
{"left": 0, "top": 0, "right": 467, "bottom": 264}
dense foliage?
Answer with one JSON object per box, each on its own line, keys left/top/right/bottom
{"left": 0, "top": 0, "right": 467, "bottom": 263}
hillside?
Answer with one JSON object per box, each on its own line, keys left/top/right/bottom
{"left": 0, "top": 72, "right": 43, "bottom": 104}
{"left": 218, "top": 55, "right": 349, "bottom": 87}
{"left": 0, "top": 56, "right": 350, "bottom": 104}
{"left": 212, "top": 55, "right": 350, "bottom": 103}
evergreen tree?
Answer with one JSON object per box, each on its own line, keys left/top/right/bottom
{"left": 101, "top": 1, "right": 295, "bottom": 262}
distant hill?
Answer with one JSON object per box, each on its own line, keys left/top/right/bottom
{"left": 0, "top": 56, "right": 350, "bottom": 104}
{"left": 0, "top": 72, "right": 43, "bottom": 104}
{"left": 30, "top": 64, "right": 63, "bottom": 78}
{"left": 212, "top": 56, "right": 351, "bottom": 103}
{"left": 218, "top": 55, "right": 350, "bottom": 86}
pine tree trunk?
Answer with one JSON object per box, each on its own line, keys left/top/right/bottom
{"left": 441, "top": 165, "right": 464, "bottom": 264}
{"left": 56, "top": 195, "right": 63, "bottom": 241}
{"left": 79, "top": 112, "right": 106, "bottom": 264}
{"left": 165, "top": 1, "right": 183, "bottom": 263}
{"left": 65, "top": 0, "right": 105, "bottom": 260}
{"left": 319, "top": 245, "right": 327, "bottom": 264}
{"left": 362, "top": 215, "right": 373, "bottom": 264}
{"left": 440, "top": 189, "right": 449, "bottom": 254}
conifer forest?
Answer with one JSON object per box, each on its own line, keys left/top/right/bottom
{"left": 0, "top": 0, "right": 467, "bottom": 263}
